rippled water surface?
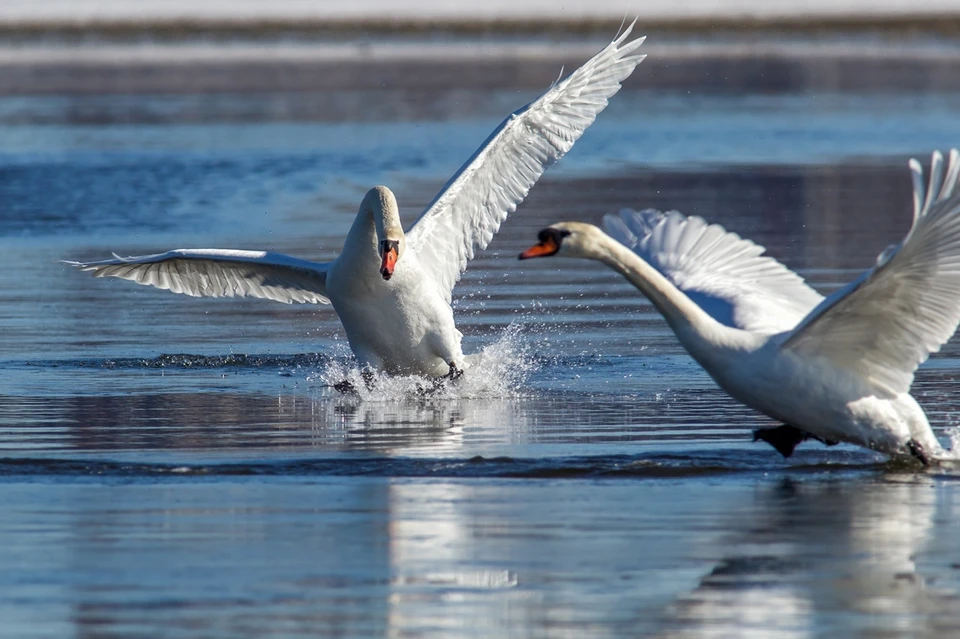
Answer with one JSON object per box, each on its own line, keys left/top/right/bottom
{"left": 3, "top": 45, "right": 960, "bottom": 637}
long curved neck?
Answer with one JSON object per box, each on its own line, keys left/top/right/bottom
{"left": 587, "top": 233, "right": 747, "bottom": 353}
{"left": 341, "top": 186, "right": 404, "bottom": 261}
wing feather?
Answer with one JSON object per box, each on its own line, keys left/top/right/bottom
{"left": 603, "top": 209, "right": 823, "bottom": 334}
{"left": 64, "top": 248, "right": 331, "bottom": 305}
{"left": 782, "top": 149, "right": 960, "bottom": 398}
{"left": 407, "top": 22, "right": 647, "bottom": 302}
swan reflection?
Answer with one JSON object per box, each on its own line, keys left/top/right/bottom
{"left": 657, "top": 477, "right": 949, "bottom": 638}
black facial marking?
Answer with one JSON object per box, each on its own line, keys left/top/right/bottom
{"left": 537, "top": 227, "right": 571, "bottom": 245}
{"left": 380, "top": 239, "right": 400, "bottom": 255}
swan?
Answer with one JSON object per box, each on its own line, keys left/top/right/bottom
{"left": 64, "top": 25, "right": 647, "bottom": 379}
{"left": 519, "top": 150, "right": 960, "bottom": 464}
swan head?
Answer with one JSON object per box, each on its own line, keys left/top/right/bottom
{"left": 518, "top": 222, "right": 604, "bottom": 261}
{"left": 361, "top": 186, "right": 405, "bottom": 280}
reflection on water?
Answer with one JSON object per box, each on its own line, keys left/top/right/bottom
{"left": 661, "top": 477, "right": 960, "bottom": 638}
{"left": 1, "top": 475, "right": 958, "bottom": 637}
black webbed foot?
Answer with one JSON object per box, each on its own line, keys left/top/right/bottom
{"left": 416, "top": 379, "right": 444, "bottom": 397}
{"left": 907, "top": 439, "right": 930, "bottom": 466}
{"left": 754, "top": 425, "right": 837, "bottom": 458}
{"left": 361, "top": 369, "right": 375, "bottom": 387}
{"left": 803, "top": 433, "right": 838, "bottom": 447}
{"left": 446, "top": 361, "right": 464, "bottom": 381}
{"left": 333, "top": 380, "right": 358, "bottom": 395}
{"left": 416, "top": 376, "right": 448, "bottom": 397}
{"left": 414, "top": 362, "right": 464, "bottom": 397}
{"left": 333, "top": 368, "right": 377, "bottom": 395}
{"left": 753, "top": 425, "right": 809, "bottom": 458}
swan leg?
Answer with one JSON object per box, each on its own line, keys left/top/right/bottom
{"left": 446, "top": 361, "right": 464, "bottom": 380}
{"left": 415, "top": 362, "right": 464, "bottom": 396}
{"left": 333, "top": 368, "right": 377, "bottom": 395}
{"left": 333, "top": 379, "right": 358, "bottom": 395}
{"left": 907, "top": 439, "right": 930, "bottom": 466}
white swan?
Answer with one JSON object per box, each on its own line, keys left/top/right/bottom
{"left": 519, "top": 150, "right": 960, "bottom": 463}
{"left": 65, "top": 26, "right": 646, "bottom": 378}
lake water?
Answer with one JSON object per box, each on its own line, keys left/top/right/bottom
{"left": 3, "top": 41, "right": 960, "bottom": 637}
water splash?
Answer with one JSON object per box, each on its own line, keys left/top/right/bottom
{"left": 310, "top": 323, "right": 537, "bottom": 401}
{"left": 933, "top": 426, "right": 960, "bottom": 463}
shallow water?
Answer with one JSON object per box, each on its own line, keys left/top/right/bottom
{"left": 3, "top": 47, "right": 960, "bottom": 637}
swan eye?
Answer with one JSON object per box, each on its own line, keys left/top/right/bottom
{"left": 537, "top": 228, "right": 571, "bottom": 244}
{"left": 380, "top": 239, "right": 400, "bottom": 255}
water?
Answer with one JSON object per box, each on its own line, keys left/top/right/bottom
{"left": 3, "top": 44, "right": 960, "bottom": 637}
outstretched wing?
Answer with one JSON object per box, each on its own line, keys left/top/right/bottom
{"left": 406, "top": 22, "right": 647, "bottom": 302}
{"left": 782, "top": 149, "right": 960, "bottom": 398}
{"left": 604, "top": 209, "right": 823, "bottom": 334}
{"left": 65, "top": 248, "right": 331, "bottom": 305}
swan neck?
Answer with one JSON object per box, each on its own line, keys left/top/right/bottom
{"left": 366, "top": 187, "right": 403, "bottom": 242}
{"left": 342, "top": 187, "right": 404, "bottom": 259}
{"left": 591, "top": 235, "right": 724, "bottom": 342}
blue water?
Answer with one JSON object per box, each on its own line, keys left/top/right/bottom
{"left": 3, "top": 54, "right": 960, "bottom": 637}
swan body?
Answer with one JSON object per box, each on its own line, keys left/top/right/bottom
{"left": 322, "top": 187, "right": 464, "bottom": 375}
{"left": 520, "top": 150, "right": 960, "bottom": 462}
{"left": 65, "top": 24, "right": 647, "bottom": 377}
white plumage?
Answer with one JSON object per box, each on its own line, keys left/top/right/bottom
{"left": 409, "top": 24, "right": 647, "bottom": 301}
{"left": 523, "top": 150, "right": 960, "bottom": 463}
{"left": 604, "top": 209, "right": 824, "bottom": 334}
{"left": 781, "top": 149, "right": 960, "bottom": 399}
{"left": 66, "top": 24, "right": 647, "bottom": 377}
{"left": 76, "top": 249, "right": 331, "bottom": 304}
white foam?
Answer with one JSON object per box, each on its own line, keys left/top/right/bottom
{"left": 932, "top": 426, "right": 960, "bottom": 462}
{"left": 309, "top": 323, "right": 537, "bottom": 401}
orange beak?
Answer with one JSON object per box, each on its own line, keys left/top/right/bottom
{"left": 518, "top": 235, "right": 560, "bottom": 260}
{"left": 380, "top": 245, "right": 399, "bottom": 280}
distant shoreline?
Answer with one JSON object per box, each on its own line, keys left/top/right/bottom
{"left": 1, "top": 38, "right": 959, "bottom": 97}
{"left": 3, "top": 15, "right": 960, "bottom": 42}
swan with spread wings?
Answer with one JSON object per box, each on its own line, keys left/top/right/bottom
{"left": 520, "top": 150, "right": 960, "bottom": 463}
{"left": 66, "top": 25, "right": 646, "bottom": 378}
